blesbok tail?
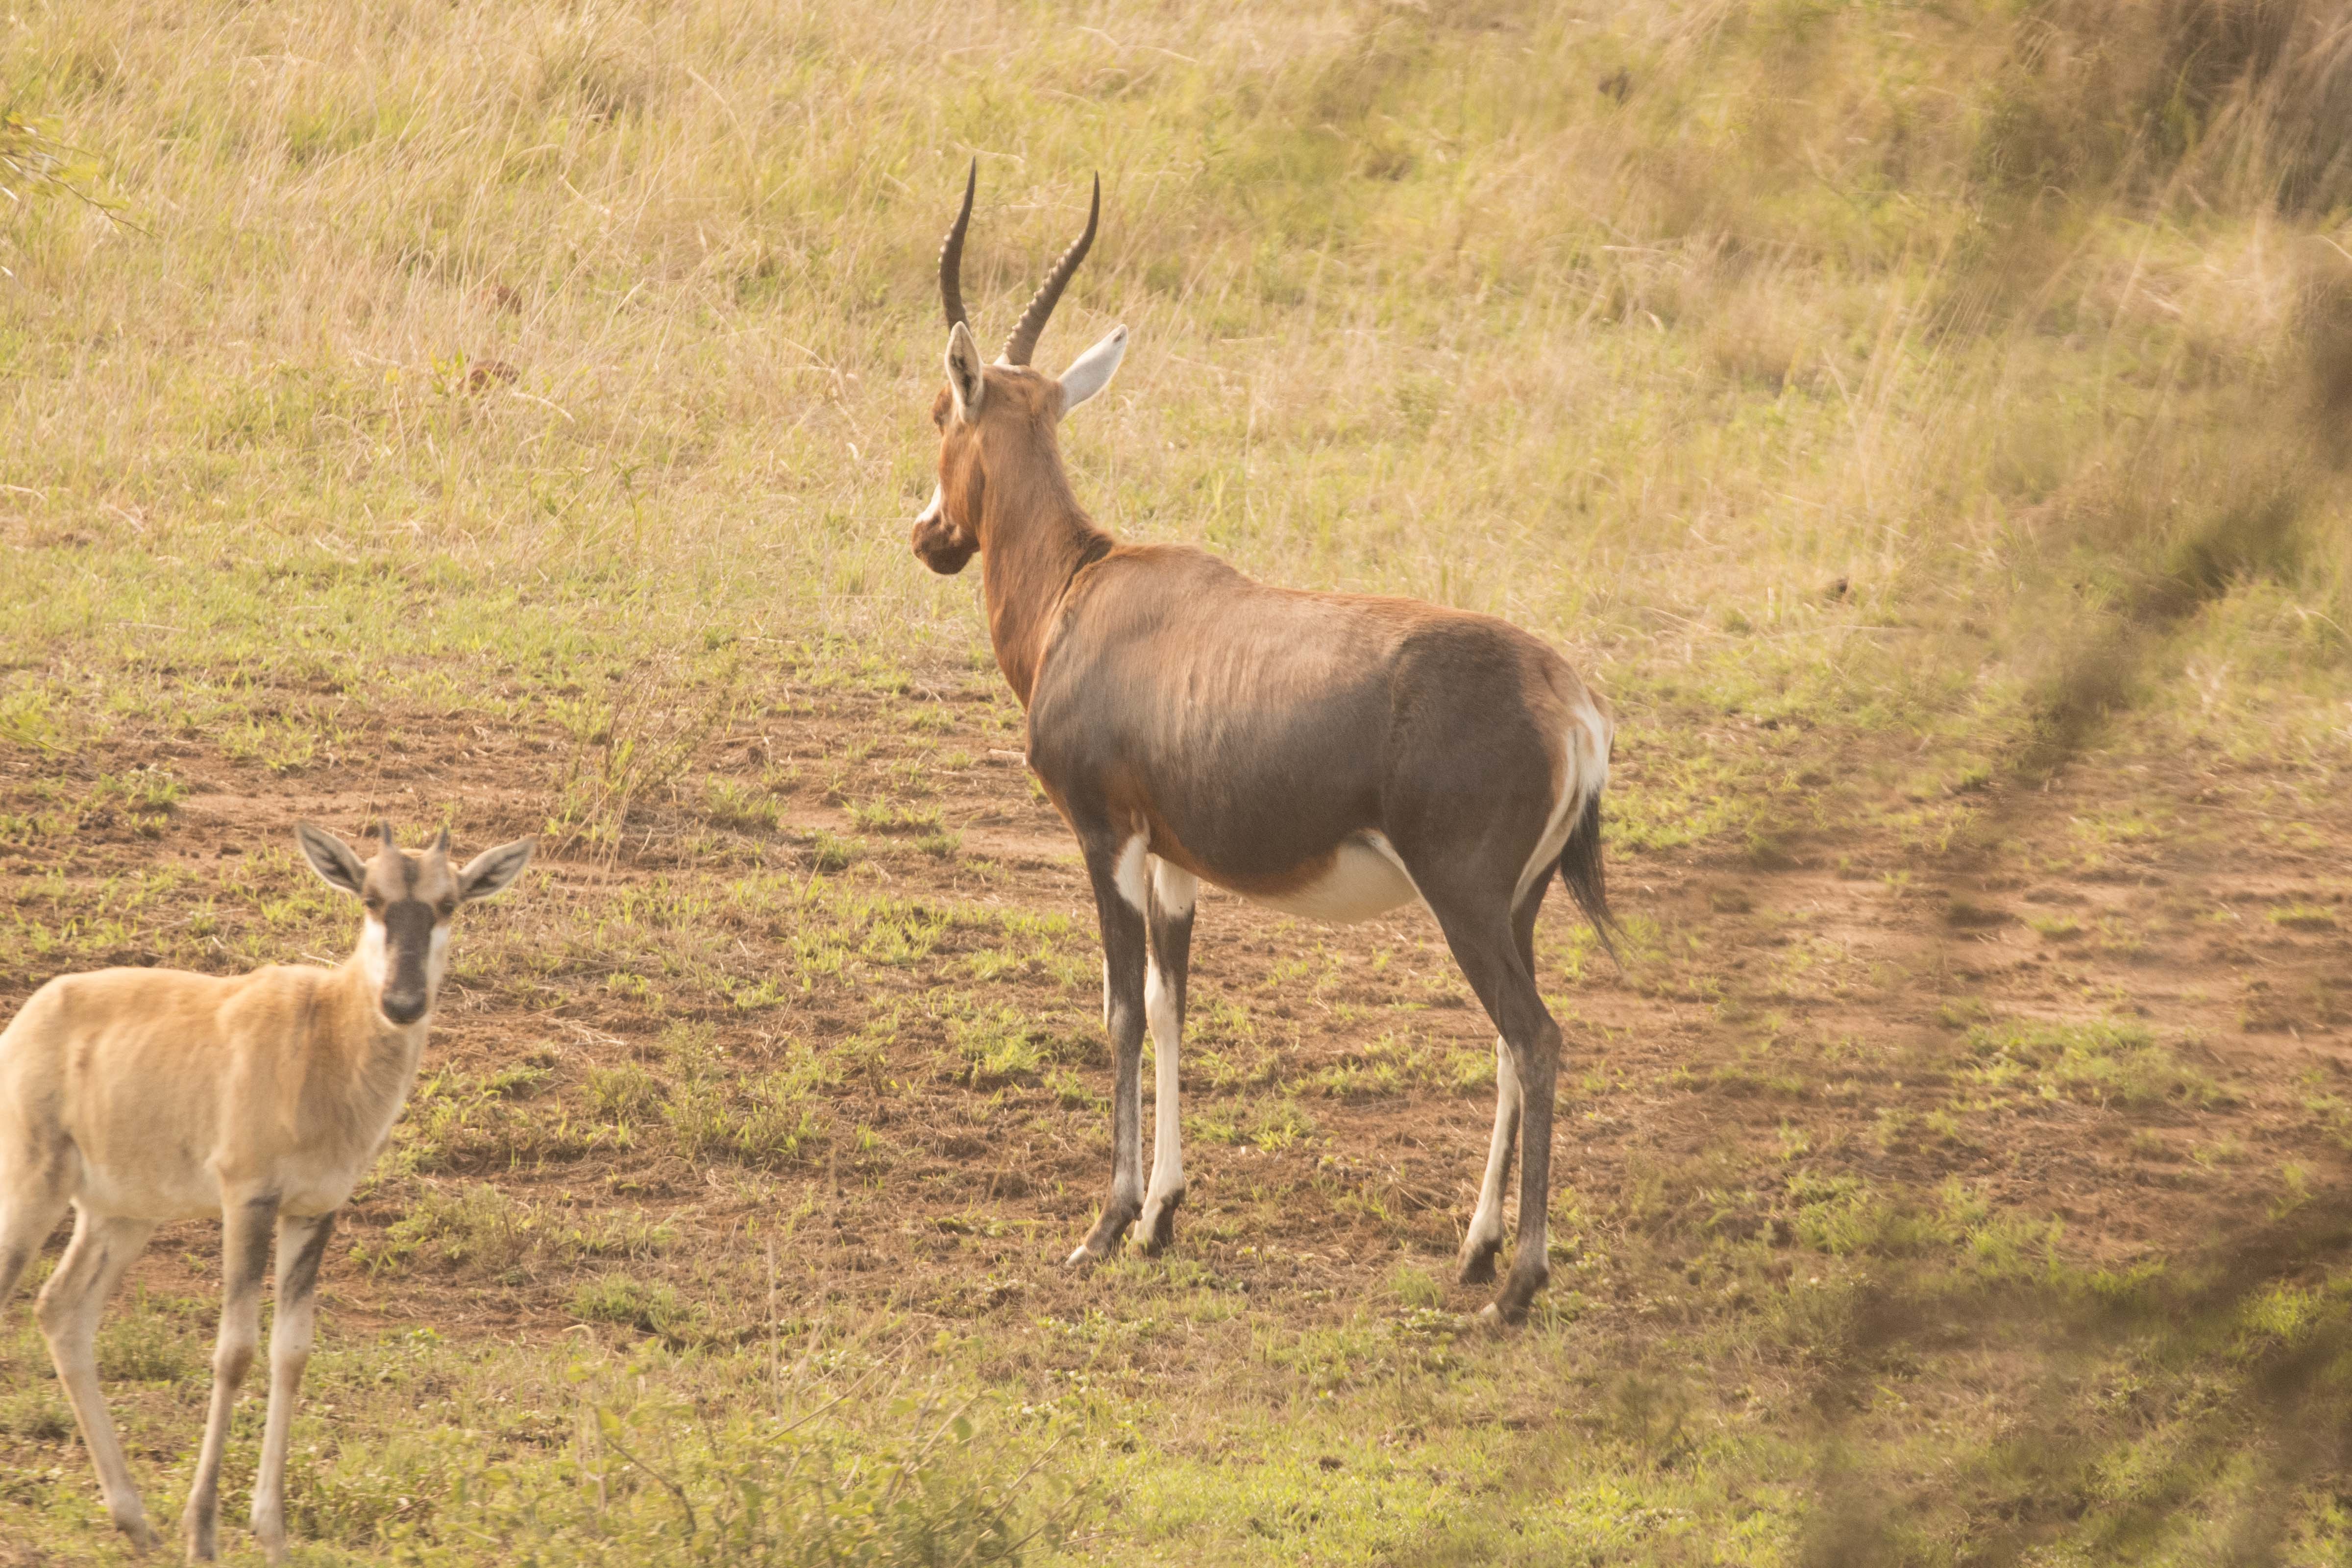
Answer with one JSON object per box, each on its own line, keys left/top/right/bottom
{"left": 1557, "top": 786, "right": 1619, "bottom": 966}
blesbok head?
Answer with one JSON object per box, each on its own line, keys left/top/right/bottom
{"left": 911, "top": 162, "right": 1128, "bottom": 576}
{"left": 294, "top": 822, "right": 534, "bottom": 1026}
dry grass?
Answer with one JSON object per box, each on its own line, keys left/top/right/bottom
{"left": 4, "top": 1, "right": 2352, "bottom": 1563}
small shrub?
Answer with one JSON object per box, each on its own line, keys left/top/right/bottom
{"left": 588, "top": 1062, "right": 666, "bottom": 1126}
{"left": 704, "top": 776, "right": 783, "bottom": 833}
{"left": 808, "top": 829, "right": 864, "bottom": 873}
{"left": 570, "top": 1275, "right": 700, "bottom": 1340}
{"left": 1965, "top": 1019, "right": 2225, "bottom": 1108}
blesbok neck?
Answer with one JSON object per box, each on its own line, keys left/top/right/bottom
{"left": 979, "top": 426, "right": 1111, "bottom": 707}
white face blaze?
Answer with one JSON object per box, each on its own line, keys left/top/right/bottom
{"left": 915, "top": 482, "right": 943, "bottom": 530}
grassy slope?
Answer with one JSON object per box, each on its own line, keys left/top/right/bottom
{"left": 2, "top": 0, "right": 2352, "bottom": 1563}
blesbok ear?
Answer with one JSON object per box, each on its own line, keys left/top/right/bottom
{"left": 1058, "top": 325, "right": 1128, "bottom": 415}
{"left": 945, "top": 321, "right": 986, "bottom": 422}
{"left": 295, "top": 823, "right": 368, "bottom": 898}
{"left": 457, "top": 838, "right": 536, "bottom": 903}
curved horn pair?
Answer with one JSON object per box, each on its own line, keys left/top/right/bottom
{"left": 936, "top": 161, "right": 1100, "bottom": 368}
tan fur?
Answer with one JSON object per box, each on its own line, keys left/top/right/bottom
{"left": 3, "top": 963, "right": 425, "bottom": 1222}
{"left": 0, "top": 823, "right": 531, "bottom": 1562}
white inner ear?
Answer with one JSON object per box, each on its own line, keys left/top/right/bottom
{"left": 1059, "top": 325, "right": 1129, "bottom": 415}
{"left": 946, "top": 321, "right": 986, "bottom": 421}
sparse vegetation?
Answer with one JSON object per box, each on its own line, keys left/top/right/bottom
{"left": 1, "top": 0, "right": 2351, "bottom": 1561}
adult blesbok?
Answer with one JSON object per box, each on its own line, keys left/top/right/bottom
{"left": 0, "top": 823, "right": 533, "bottom": 1561}
{"left": 909, "top": 165, "right": 1617, "bottom": 1324}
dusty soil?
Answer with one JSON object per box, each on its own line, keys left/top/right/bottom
{"left": 2, "top": 668, "right": 2348, "bottom": 1367}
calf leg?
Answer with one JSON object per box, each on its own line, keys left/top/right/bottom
{"left": 36, "top": 1207, "right": 160, "bottom": 1549}
{"left": 184, "top": 1192, "right": 277, "bottom": 1561}
{"left": 0, "top": 1145, "right": 74, "bottom": 1313}
{"left": 1068, "top": 833, "right": 1150, "bottom": 1265}
{"left": 250, "top": 1212, "right": 333, "bottom": 1564}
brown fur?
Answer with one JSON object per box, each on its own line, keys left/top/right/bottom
{"left": 916, "top": 184, "right": 1616, "bottom": 1323}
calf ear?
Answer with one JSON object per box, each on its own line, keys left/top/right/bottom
{"left": 1058, "top": 325, "right": 1128, "bottom": 414}
{"left": 946, "top": 321, "right": 986, "bottom": 421}
{"left": 458, "top": 838, "right": 536, "bottom": 903}
{"left": 295, "top": 823, "right": 368, "bottom": 897}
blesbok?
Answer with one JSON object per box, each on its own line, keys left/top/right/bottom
{"left": 0, "top": 823, "right": 533, "bottom": 1561}
{"left": 909, "top": 165, "right": 1617, "bottom": 1324}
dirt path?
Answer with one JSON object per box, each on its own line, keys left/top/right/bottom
{"left": 2, "top": 672, "right": 2347, "bottom": 1363}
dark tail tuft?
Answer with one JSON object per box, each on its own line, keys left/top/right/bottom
{"left": 1557, "top": 788, "right": 1619, "bottom": 968}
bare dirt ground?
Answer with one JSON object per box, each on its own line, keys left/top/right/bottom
{"left": 4, "top": 661, "right": 2345, "bottom": 1396}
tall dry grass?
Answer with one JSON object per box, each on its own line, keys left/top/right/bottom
{"left": 0, "top": 0, "right": 2342, "bottom": 815}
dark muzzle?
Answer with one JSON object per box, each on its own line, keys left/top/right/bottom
{"left": 910, "top": 512, "right": 976, "bottom": 575}
{"left": 380, "top": 900, "right": 438, "bottom": 1026}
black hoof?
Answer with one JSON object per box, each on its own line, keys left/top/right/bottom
{"left": 1139, "top": 1192, "right": 1183, "bottom": 1255}
{"left": 1487, "top": 1270, "right": 1547, "bottom": 1326}
{"left": 1067, "top": 1206, "right": 1136, "bottom": 1267}
{"left": 1457, "top": 1246, "right": 1500, "bottom": 1286}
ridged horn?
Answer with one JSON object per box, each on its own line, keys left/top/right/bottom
{"left": 939, "top": 159, "right": 976, "bottom": 330}
{"left": 1001, "top": 173, "right": 1099, "bottom": 367}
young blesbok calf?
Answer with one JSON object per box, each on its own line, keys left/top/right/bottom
{"left": 0, "top": 823, "right": 532, "bottom": 1560}
{"left": 910, "top": 166, "right": 1617, "bottom": 1324}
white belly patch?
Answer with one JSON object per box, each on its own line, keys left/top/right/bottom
{"left": 1242, "top": 832, "right": 1421, "bottom": 925}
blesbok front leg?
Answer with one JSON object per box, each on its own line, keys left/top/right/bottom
{"left": 37, "top": 1209, "right": 160, "bottom": 1549}
{"left": 1459, "top": 1036, "right": 1521, "bottom": 1284}
{"left": 250, "top": 1211, "right": 334, "bottom": 1563}
{"left": 1139, "top": 856, "right": 1197, "bottom": 1253}
{"left": 184, "top": 1192, "right": 278, "bottom": 1561}
{"left": 1070, "top": 834, "right": 1152, "bottom": 1265}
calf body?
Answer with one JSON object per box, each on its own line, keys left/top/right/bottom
{"left": 0, "top": 824, "right": 531, "bottom": 1560}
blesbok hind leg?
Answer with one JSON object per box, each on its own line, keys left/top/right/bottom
{"left": 1069, "top": 834, "right": 1151, "bottom": 1265}
{"left": 37, "top": 1207, "right": 162, "bottom": 1548}
{"left": 1139, "top": 856, "right": 1197, "bottom": 1253}
{"left": 1460, "top": 888, "right": 1544, "bottom": 1285}
{"left": 1419, "top": 887, "right": 1564, "bottom": 1325}
{"left": 250, "top": 1212, "right": 334, "bottom": 1563}
{"left": 184, "top": 1191, "right": 278, "bottom": 1562}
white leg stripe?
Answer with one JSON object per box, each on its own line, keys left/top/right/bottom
{"left": 1146, "top": 958, "right": 1183, "bottom": 1198}
{"left": 1151, "top": 856, "right": 1197, "bottom": 918}
{"left": 1112, "top": 835, "right": 1151, "bottom": 913}
{"left": 1466, "top": 1036, "right": 1520, "bottom": 1252}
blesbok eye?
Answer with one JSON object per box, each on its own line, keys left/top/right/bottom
{"left": 931, "top": 401, "right": 948, "bottom": 430}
